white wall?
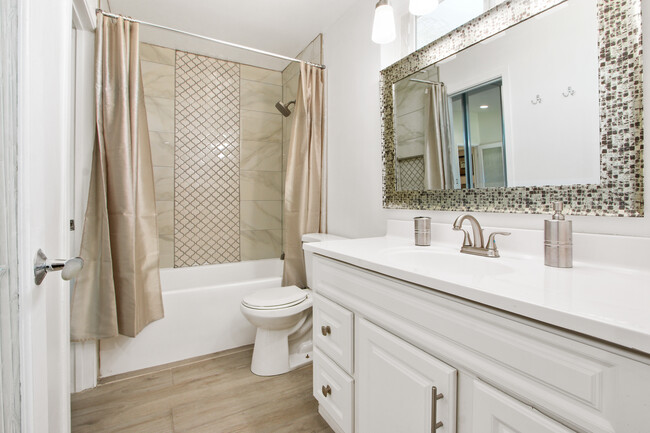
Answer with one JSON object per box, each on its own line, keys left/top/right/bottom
{"left": 324, "top": 0, "right": 650, "bottom": 239}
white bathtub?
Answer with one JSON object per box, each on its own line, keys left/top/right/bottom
{"left": 99, "top": 259, "right": 283, "bottom": 378}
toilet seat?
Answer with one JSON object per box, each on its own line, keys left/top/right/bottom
{"left": 242, "top": 285, "right": 308, "bottom": 310}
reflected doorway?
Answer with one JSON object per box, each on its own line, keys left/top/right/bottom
{"left": 450, "top": 80, "right": 507, "bottom": 189}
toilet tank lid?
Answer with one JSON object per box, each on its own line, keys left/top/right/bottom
{"left": 302, "top": 233, "right": 347, "bottom": 243}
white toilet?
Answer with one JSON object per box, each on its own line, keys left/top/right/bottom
{"left": 240, "top": 232, "right": 345, "bottom": 376}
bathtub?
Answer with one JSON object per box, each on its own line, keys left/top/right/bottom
{"left": 99, "top": 259, "right": 283, "bottom": 377}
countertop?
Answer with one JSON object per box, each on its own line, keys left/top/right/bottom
{"left": 305, "top": 235, "right": 650, "bottom": 355}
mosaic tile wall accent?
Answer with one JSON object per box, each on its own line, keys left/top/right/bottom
{"left": 380, "top": 0, "right": 644, "bottom": 217}
{"left": 174, "top": 52, "right": 241, "bottom": 267}
{"left": 397, "top": 157, "right": 425, "bottom": 191}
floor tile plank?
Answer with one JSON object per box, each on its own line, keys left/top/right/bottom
{"left": 71, "top": 347, "right": 334, "bottom": 433}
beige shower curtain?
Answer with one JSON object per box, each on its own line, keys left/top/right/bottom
{"left": 282, "top": 63, "right": 324, "bottom": 288}
{"left": 70, "top": 13, "right": 164, "bottom": 341}
{"left": 423, "top": 84, "right": 453, "bottom": 190}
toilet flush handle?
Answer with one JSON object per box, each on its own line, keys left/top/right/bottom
{"left": 321, "top": 325, "right": 331, "bottom": 336}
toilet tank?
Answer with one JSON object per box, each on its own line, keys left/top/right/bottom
{"left": 302, "top": 233, "right": 346, "bottom": 289}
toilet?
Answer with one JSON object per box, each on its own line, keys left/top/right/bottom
{"left": 241, "top": 232, "right": 345, "bottom": 376}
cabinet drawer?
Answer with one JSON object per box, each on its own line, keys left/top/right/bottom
{"left": 472, "top": 380, "right": 575, "bottom": 433}
{"left": 314, "top": 293, "right": 354, "bottom": 374}
{"left": 314, "top": 348, "right": 354, "bottom": 433}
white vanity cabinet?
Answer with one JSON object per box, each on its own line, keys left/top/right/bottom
{"left": 356, "top": 318, "right": 457, "bottom": 433}
{"left": 311, "top": 254, "right": 650, "bottom": 433}
{"left": 471, "top": 380, "right": 574, "bottom": 433}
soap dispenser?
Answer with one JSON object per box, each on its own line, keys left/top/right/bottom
{"left": 544, "top": 202, "right": 572, "bottom": 268}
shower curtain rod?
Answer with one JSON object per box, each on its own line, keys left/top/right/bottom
{"left": 410, "top": 78, "right": 442, "bottom": 85}
{"left": 96, "top": 9, "right": 326, "bottom": 70}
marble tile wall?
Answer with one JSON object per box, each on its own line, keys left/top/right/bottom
{"left": 141, "top": 43, "right": 175, "bottom": 268}
{"left": 240, "top": 65, "right": 283, "bottom": 260}
{"left": 142, "top": 42, "right": 285, "bottom": 267}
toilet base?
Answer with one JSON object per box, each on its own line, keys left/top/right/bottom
{"left": 250, "top": 327, "right": 313, "bottom": 376}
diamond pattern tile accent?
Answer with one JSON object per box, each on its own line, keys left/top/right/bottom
{"left": 174, "top": 51, "right": 241, "bottom": 267}
{"left": 397, "top": 156, "right": 425, "bottom": 191}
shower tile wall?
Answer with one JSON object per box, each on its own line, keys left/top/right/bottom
{"left": 240, "top": 66, "right": 283, "bottom": 261}
{"left": 141, "top": 42, "right": 283, "bottom": 267}
{"left": 141, "top": 43, "right": 176, "bottom": 268}
{"left": 393, "top": 67, "right": 440, "bottom": 190}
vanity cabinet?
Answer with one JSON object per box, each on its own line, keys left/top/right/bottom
{"left": 311, "top": 254, "right": 650, "bottom": 433}
{"left": 472, "top": 381, "right": 574, "bottom": 433}
{"left": 356, "top": 318, "right": 457, "bottom": 433}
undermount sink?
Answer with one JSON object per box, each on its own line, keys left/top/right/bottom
{"left": 376, "top": 247, "right": 515, "bottom": 277}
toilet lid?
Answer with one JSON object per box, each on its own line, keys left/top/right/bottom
{"left": 242, "top": 285, "right": 308, "bottom": 309}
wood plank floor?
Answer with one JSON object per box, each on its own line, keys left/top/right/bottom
{"left": 71, "top": 346, "right": 334, "bottom": 432}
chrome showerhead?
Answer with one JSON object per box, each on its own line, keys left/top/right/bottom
{"left": 275, "top": 100, "right": 295, "bottom": 117}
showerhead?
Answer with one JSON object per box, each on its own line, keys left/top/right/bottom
{"left": 275, "top": 100, "right": 295, "bottom": 117}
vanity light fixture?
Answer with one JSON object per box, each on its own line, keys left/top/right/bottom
{"left": 372, "top": 0, "right": 396, "bottom": 44}
{"left": 409, "top": 0, "right": 438, "bottom": 16}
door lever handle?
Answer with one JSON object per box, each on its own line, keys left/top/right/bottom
{"left": 34, "top": 249, "right": 84, "bottom": 285}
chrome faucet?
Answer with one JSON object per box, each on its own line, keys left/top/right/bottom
{"left": 452, "top": 214, "right": 510, "bottom": 258}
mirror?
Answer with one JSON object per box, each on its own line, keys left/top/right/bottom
{"left": 381, "top": 0, "right": 643, "bottom": 216}
{"left": 393, "top": 0, "right": 598, "bottom": 191}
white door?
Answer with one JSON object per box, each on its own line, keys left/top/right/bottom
{"left": 17, "top": 0, "right": 95, "bottom": 431}
{"left": 472, "top": 380, "right": 576, "bottom": 433}
{"left": 356, "top": 318, "right": 457, "bottom": 433}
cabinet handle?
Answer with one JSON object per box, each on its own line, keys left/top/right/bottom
{"left": 321, "top": 325, "right": 331, "bottom": 336}
{"left": 322, "top": 385, "right": 332, "bottom": 397}
{"left": 431, "top": 386, "right": 443, "bottom": 432}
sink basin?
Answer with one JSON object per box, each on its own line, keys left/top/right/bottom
{"left": 376, "top": 247, "right": 515, "bottom": 278}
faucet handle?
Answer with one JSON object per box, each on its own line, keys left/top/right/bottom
{"left": 486, "top": 232, "right": 511, "bottom": 256}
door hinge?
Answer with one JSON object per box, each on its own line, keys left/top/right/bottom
{"left": 69, "top": 219, "right": 75, "bottom": 231}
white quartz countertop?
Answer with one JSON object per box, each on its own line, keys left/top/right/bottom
{"left": 305, "top": 235, "right": 650, "bottom": 355}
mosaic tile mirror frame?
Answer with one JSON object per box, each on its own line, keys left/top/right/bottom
{"left": 380, "top": 0, "right": 644, "bottom": 217}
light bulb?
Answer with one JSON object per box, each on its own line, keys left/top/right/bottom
{"left": 372, "top": 0, "right": 396, "bottom": 44}
{"left": 409, "top": 0, "right": 438, "bottom": 16}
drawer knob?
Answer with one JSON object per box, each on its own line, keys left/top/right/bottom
{"left": 322, "top": 385, "right": 332, "bottom": 397}
{"left": 321, "top": 325, "right": 331, "bottom": 336}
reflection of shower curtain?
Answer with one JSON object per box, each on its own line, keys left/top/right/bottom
{"left": 282, "top": 63, "right": 324, "bottom": 288}
{"left": 423, "top": 84, "right": 453, "bottom": 190}
{"left": 71, "top": 13, "right": 164, "bottom": 340}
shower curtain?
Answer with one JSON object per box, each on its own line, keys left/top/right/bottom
{"left": 282, "top": 63, "right": 325, "bottom": 288}
{"left": 423, "top": 84, "right": 453, "bottom": 190}
{"left": 70, "top": 12, "right": 164, "bottom": 341}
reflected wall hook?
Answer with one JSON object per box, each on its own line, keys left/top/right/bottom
{"left": 531, "top": 95, "right": 542, "bottom": 105}
{"left": 562, "top": 86, "right": 575, "bottom": 97}
{"left": 33, "top": 249, "right": 84, "bottom": 285}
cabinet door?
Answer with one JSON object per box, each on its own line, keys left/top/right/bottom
{"left": 356, "top": 318, "right": 457, "bottom": 433}
{"left": 472, "top": 380, "right": 575, "bottom": 433}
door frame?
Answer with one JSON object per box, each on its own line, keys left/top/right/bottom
{"left": 17, "top": 0, "right": 95, "bottom": 431}
{"left": 70, "top": 0, "right": 98, "bottom": 394}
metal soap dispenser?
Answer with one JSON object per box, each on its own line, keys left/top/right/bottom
{"left": 544, "top": 202, "right": 572, "bottom": 268}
